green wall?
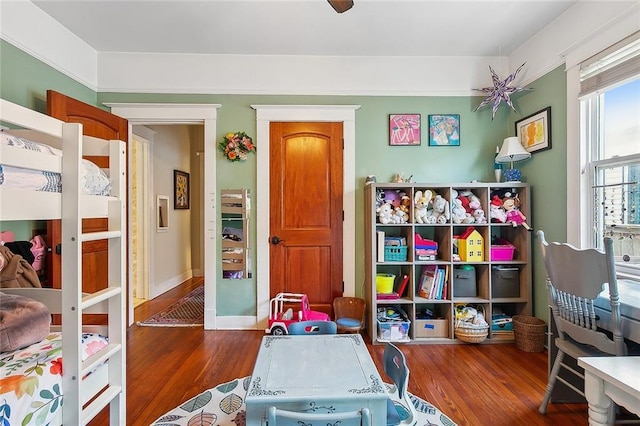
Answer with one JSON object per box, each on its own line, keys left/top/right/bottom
{"left": 1, "top": 39, "right": 568, "bottom": 321}
{"left": 510, "top": 66, "right": 568, "bottom": 319}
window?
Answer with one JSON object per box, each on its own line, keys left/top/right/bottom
{"left": 580, "top": 36, "right": 640, "bottom": 277}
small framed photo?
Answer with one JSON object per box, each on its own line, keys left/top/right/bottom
{"left": 389, "top": 114, "right": 421, "bottom": 146}
{"left": 173, "top": 170, "right": 190, "bottom": 210}
{"left": 515, "top": 106, "right": 551, "bottom": 154}
{"left": 428, "top": 114, "right": 460, "bottom": 146}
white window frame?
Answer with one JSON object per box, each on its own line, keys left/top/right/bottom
{"left": 568, "top": 32, "right": 640, "bottom": 282}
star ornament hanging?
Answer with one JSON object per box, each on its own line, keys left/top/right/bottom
{"left": 474, "top": 63, "right": 531, "bottom": 120}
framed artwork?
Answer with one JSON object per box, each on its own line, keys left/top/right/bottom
{"left": 173, "top": 170, "right": 190, "bottom": 209}
{"left": 428, "top": 114, "right": 460, "bottom": 146}
{"left": 389, "top": 114, "right": 421, "bottom": 146}
{"left": 515, "top": 106, "right": 551, "bottom": 154}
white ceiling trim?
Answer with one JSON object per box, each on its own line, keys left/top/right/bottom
{"left": 2, "top": 1, "right": 639, "bottom": 95}
{"left": 0, "top": 0, "right": 98, "bottom": 91}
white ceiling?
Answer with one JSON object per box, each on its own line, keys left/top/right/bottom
{"left": 31, "top": 0, "right": 580, "bottom": 57}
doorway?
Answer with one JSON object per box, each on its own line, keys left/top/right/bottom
{"left": 107, "top": 102, "right": 220, "bottom": 328}
{"left": 252, "top": 104, "right": 360, "bottom": 330}
{"left": 130, "top": 132, "right": 152, "bottom": 307}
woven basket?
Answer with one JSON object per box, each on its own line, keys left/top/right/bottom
{"left": 455, "top": 320, "right": 489, "bottom": 343}
{"left": 454, "top": 304, "right": 489, "bottom": 343}
{"left": 512, "top": 315, "right": 546, "bottom": 352}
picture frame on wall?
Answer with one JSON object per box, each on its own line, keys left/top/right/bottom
{"left": 515, "top": 106, "right": 551, "bottom": 154}
{"left": 389, "top": 114, "right": 421, "bottom": 146}
{"left": 174, "top": 170, "right": 190, "bottom": 210}
{"left": 428, "top": 114, "right": 460, "bottom": 146}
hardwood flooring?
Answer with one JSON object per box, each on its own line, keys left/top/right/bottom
{"left": 90, "top": 278, "right": 590, "bottom": 425}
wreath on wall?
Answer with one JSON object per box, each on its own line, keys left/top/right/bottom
{"left": 218, "top": 131, "right": 256, "bottom": 162}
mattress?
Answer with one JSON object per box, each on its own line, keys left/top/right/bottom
{"left": 0, "top": 332, "right": 108, "bottom": 426}
{"left": 0, "top": 133, "right": 111, "bottom": 195}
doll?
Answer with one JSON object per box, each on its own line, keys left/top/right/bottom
{"left": 502, "top": 194, "right": 531, "bottom": 231}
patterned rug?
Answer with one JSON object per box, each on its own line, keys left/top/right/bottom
{"left": 137, "top": 286, "right": 204, "bottom": 327}
{"left": 151, "top": 376, "right": 457, "bottom": 426}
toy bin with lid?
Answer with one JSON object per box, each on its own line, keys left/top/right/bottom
{"left": 376, "top": 273, "right": 395, "bottom": 294}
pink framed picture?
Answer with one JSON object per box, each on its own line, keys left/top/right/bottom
{"left": 389, "top": 114, "right": 421, "bottom": 146}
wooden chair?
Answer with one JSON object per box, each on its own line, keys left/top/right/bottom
{"left": 333, "top": 297, "right": 366, "bottom": 333}
{"left": 267, "top": 406, "right": 371, "bottom": 425}
{"left": 537, "top": 230, "right": 629, "bottom": 419}
{"left": 383, "top": 343, "right": 417, "bottom": 426}
{"left": 287, "top": 320, "right": 337, "bottom": 335}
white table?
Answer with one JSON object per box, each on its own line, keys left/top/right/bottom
{"left": 245, "top": 334, "right": 388, "bottom": 425}
{"left": 577, "top": 357, "right": 640, "bottom": 426}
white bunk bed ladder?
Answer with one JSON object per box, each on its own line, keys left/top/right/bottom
{"left": 61, "top": 122, "right": 127, "bottom": 425}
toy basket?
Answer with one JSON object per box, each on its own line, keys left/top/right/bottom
{"left": 384, "top": 245, "right": 408, "bottom": 262}
{"left": 454, "top": 304, "right": 489, "bottom": 343}
{"left": 512, "top": 315, "right": 546, "bottom": 352}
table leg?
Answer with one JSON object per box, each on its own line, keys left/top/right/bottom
{"left": 584, "top": 372, "right": 615, "bottom": 426}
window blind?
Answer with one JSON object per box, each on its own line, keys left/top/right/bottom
{"left": 580, "top": 31, "right": 640, "bottom": 97}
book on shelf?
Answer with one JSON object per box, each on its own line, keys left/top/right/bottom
{"left": 418, "top": 265, "right": 438, "bottom": 298}
{"left": 377, "top": 231, "right": 385, "bottom": 262}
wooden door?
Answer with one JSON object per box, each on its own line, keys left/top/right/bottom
{"left": 46, "top": 90, "right": 128, "bottom": 321}
{"left": 269, "top": 122, "right": 343, "bottom": 315}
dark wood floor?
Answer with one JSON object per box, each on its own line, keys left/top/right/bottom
{"left": 90, "top": 278, "right": 590, "bottom": 425}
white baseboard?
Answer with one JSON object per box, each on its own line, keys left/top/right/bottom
{"left": 151, "top": 270, "right": 193, "bottom": 299}
{"left": 214, "top": 316, "right": 258, "bottom": 330}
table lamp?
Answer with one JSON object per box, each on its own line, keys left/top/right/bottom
{"left": 495, "top": 136, "right": 531, "bottom": 182}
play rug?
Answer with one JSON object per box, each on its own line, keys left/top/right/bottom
{"left": 150, "top": 376, "right": 457, "bottom": 426}
{"left": 137, "top": 286, "right": 204, "bottom": 327}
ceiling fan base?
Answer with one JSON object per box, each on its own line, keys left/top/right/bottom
{"left": 328, "top": 0, "right": 354, "bottom": 13}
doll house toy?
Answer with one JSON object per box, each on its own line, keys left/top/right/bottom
{"left": 457, "top": 227, "right": 484, "bottom": 262}
{"left": 266, "top": 292, "right": 331, "bottom": 335}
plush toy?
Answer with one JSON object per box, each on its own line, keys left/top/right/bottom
{"left": 502, "top": 194, "right": 532, "bottom": 231}
{"left": 489, "top": 203, "right": 507, "bottom": 223}
{"left": 451, "top": 198, "right": 467, "bottom": 224}
{"left": 428, "top": 194, "right": 450, "bottom": 224}
{"left": 473, "top": 208, "right": 487, "bottom": 224}
{"left": 393, "top": 206, "right": 408, "bottom": 223}
{"left": 376, "top": 202, "right": 394, "bottom": 224}
{"left": 414, "top": 190, "right": 433, "bottom": 224}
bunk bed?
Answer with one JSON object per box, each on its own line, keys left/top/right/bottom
{"left": 0, "top": 98, "right": 126, "bottom": 425}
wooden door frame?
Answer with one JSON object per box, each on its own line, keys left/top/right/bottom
{"left": 251, "top": 105, "right": 360, "bottom": 330}
{"left": 105, "top": 102, "right": 220, "bottom": 329}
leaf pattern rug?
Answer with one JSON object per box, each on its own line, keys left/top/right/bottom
{"left": 151, "top": 376, "right": 457, "bottom": 426}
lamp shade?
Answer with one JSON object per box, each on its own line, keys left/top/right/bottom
{"left": 495, "top": 137, "right": 531, "bottom": 163}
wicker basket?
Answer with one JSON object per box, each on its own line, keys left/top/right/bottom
{"left": 455, "top": 320, "right": 489, "bottom": 343}
{"left": 512, "top": 315, "right": 546, "bottom": 352}
{"left": 454, "top": 304, "right": 489, "bottom": 343}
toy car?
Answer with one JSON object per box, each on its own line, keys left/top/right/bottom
{"left": 265, "top": 292, "right": 331, "bottom": 335}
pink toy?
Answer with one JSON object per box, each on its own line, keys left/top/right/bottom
{"left": 502, "top": 195, "right": 531, "bottom": 231}
{"left": 265, "top": 292, "right": 331, "bottom": 335}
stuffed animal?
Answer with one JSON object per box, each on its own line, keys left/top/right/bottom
{"left": 451, "top": 198, "right": 467, "bottom": 224}
{"left": 428, "top": 194, "right": 450, "bottom": 224}
{"left": 502, "top": 194, "right": 531, "bottom": 230}
{"left": 376, "top": 202, "right": 394, "bottom": 224}
{"left": 393, "top": 206, "right": 409, "bottom": 224}
{"left": 490, "top": 203, "right": 507, "bottom": 223}
{"left": 414, "top": 190, "right": 433, "bottom": 224}
{"left": 474, "top": 208, "right": 487, "bottom": 224}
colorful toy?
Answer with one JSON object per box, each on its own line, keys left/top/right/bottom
{"left": 502, "top": 194, "right": 531, "bottom": 231}
{"left": 265, "top": 292, "right": 331, "bottom": 335}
